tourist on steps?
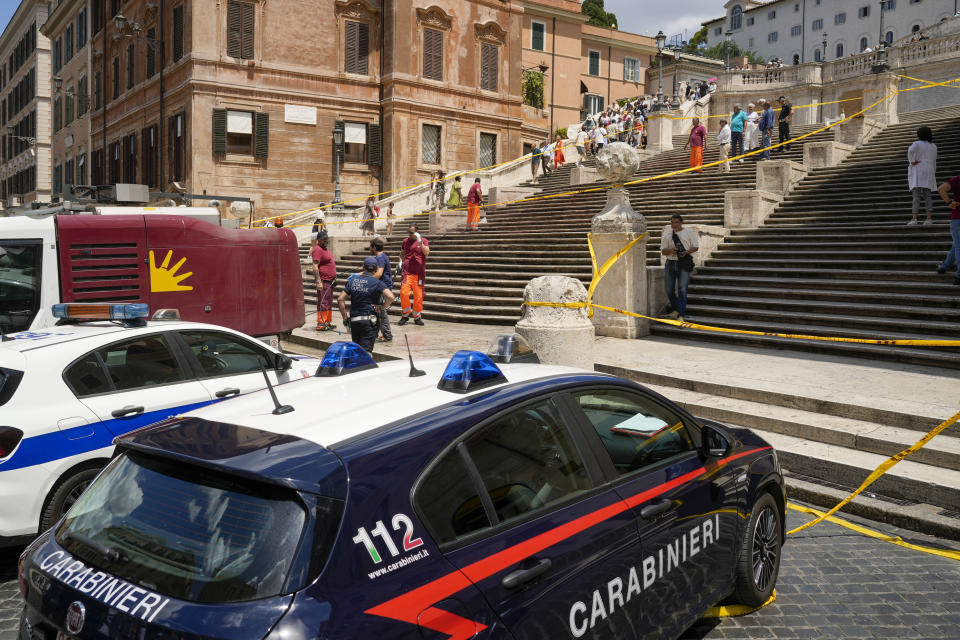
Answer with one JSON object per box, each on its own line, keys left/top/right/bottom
{"left": 399, "top": 225, "right": 429, "bottom": 325}
{"left": 936, "top": 176, "right": 960, "bottom": 285}
{"left": 661, "top": 215, "right": 699, "bottom": 322}
{"left": 907, "top": 126, "right": 937, "bottom": 226}
{"left": 730, "top": 105, "right": 746, "bottom": 161}
{"left": 466, "top": 178, "right": 483, "bottom": 232}
{"left": 447, "top": 175, "right": 464, "bottom": 209}
{"left": 717, "top": 119, "right": 732, "bottom": 174}
{"left": 745, "top": 103, "right": 759, "bottom": 151}
{"left": 758, "top": 100, "right": 775, "bottom": 160}
{"left": 684, "top": 118, "right": 707, "bottom": 173}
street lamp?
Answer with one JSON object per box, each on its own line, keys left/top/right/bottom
{"left": 332, "top": 124, "right": 344, "bottom": 209}
{"left": 822, "top": 33, "right": 828, "bottom": 62}
{"left": 653, "top": 30, "right": 666, "bottom": 111}
{"left": 872, "top": 0, "right": 889, "bottom": 72}
{"left": 671, "top": 46, "right": 681, "bottom": 108}
{"left": 724, "top": 30, "right": 733, "bottom": 69}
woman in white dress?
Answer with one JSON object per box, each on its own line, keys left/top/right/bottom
{"left": 744, "top": 103, "right": 760, "bottom": 151}
{"left": 907, "top": 126, "right": 937, "bottom": 226}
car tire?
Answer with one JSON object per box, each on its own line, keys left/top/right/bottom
{"left": 39, "top": 467, "right": 101, "bottom": 533}
{"left": 732, "top": 491, "right": 781, "bottom": 606}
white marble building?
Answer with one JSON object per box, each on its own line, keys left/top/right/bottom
{"left": 703, "top": 0, "right": 957, "bottom": 64}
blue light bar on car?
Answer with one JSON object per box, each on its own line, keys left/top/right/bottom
{"left": 437, "top": 350, "right": 507, "bottom": 394}
{"left": 52, "top": 303, "right": 150, "bottom": 321}
{"left": 315, "top": 341, "right": 378, "bottom": 377}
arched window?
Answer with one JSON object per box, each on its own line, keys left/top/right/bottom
{"left": 731, "top": 5, "right": 743, "bottom": 30}
{"left": 836, "top": 42, "right": 844, "bottom": 57}
{"left": 792, "top": 53, "right": 800, "bottom": 64}
{"left": 885, "top": 31, "right": 894, "bottom": 44}
{"left": 814, "top": 48, "right": 822, "bottom": 61}
{"left": 860, "top": 36, "right": 869, "bottom": 51}
{"left": 912, "top": 24, "right": 921, "bottom": 33}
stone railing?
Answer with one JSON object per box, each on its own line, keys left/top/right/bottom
{"left": 895, "top": 32, "right": 960, "bottom": 67}
{"left": 823, "top": 50, "right": 877, "bottom": 82}
{"left": 719, "top": 64, "right": 819, "bottom": 90}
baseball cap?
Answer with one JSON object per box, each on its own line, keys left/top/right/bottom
{"left": 363, "top": 256, "right": 379, "bottom": 271}
{"left": 778, "top": 95, "right": 787, "bottom": 100}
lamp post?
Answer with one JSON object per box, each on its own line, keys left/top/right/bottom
{"left": 872, "top": 0, "right": 889, "bottom": 72}
{"left": 332, "top": 124, "right": 344, "bottom": 209}
{"left": 654, "top": 30, "right": 666, "bottom": 111}
{"left": 724, "top": 31, "right": 733, "bottom": 69}
{"left": 822, "top": 33, "right": 828, "bottom": 62}
{"left": 671, "top": 46, "right": 681, "bottom": 108}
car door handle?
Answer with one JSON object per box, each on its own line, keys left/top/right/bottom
{"left": 215, "top": 387, "right": 241, "bottom": 398}
{"left": 501, "top": 558, "right": 552, "bottom": 590}
{"left": 111, "top": 405, "right": 144, "bottom": 418}
{"left": 640, "top": 498, "right": 673, "bottom": 519}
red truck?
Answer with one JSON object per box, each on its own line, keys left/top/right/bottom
{"left": 0, "top": 211, "right": 304, "bottom": 342}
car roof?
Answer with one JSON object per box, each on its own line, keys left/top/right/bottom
{"left": 179, "top": 358, "right": 599, "bottom": 450}
{"left": 0, "top": 320, "right": 269, "bottom": 353}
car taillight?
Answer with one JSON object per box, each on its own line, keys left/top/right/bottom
{"left": 18, "top": 550, "right": 28, "bottom": 598}
{"left": 0, "top": 426, "right": 23, "bottom": 458}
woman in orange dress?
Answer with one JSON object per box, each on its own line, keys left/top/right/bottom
{"left": 466, "top": 178, "right": 483, "bottom": 231}
{"left": 553, "top": 135, "right": 565, "bottom": 169}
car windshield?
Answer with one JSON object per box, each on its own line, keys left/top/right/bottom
{"left": 56, "top": 451, "right": 308, "bottom": 603}
{"left": 0, "top": 241, "right": 42, "bottom": 335}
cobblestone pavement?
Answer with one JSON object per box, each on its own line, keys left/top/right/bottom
{"left": 1, "top": 504, "right": 958, "bottom": 640}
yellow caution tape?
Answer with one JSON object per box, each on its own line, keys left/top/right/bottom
{"left": 701, "top": 590, "right": 777, "bottom": 618}
{"left": 895, "top": 73, "right": 960, "bottom": 89}
{"left": 787, "top": 503, "right": 960, "bottom": 561}
{"left": 786, "top": 409, "right": 960, "bottom": 535}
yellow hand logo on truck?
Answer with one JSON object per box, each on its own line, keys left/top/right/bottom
{"left": 149, "top": 250, "right": 194, "bottom": 292}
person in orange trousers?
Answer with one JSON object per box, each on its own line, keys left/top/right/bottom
{"left": 684, "top": 117, "right": 708, "bottom": 173}
{"left": 398, "top": 225, "right": 430, "bottom": 325}
{"left": 553, "top": 134, "right": 565, "bottom": 168}
{"left": 311, "top": 235, "right": 337, "bottom": 330}
{"left": 466, "top": 178, "right": 483, "bottom": 231}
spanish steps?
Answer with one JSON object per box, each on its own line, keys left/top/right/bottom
{"left": 302, "top": 121, "right": 833, "bottom": 323}
{"left": 652, "top": 104, "right": 960, "bottom": 368}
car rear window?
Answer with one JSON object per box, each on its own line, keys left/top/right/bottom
{"left": 56, "top": 452, "right": 308, "bottom": 603}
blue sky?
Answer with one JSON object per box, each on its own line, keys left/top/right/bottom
{"left": 0, "top": 0, "right": 19, "bottom": 39}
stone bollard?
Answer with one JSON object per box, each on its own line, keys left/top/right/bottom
{"left": 590, "top": 143, "right": 648, "bottom": 338}
{"left": 645, "top": 114, "right": 674, "bottom": 152}
{"left": 515, "top": 276, "right": 595, "bottom": 369}
{"left": 756, "top": 160, "right": 807, "bottom": 196}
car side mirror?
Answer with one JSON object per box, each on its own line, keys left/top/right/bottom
{"left": 275, "top": 353, "right": 293, "bottom": 372}
{"left": 701, "top": 424, "right": 730, "bottom": 458}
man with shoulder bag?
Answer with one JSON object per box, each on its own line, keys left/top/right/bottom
{"left": 661, "top": 214, "right": 699, "bottom": 321}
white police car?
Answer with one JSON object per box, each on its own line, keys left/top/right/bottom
{"left": 17, "top": 337, "right": 784, "bottom": 640}
{"left": 0, "top": 303, "right": 318, "bottom": 544}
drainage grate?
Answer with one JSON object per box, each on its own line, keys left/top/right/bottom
{"left": 939, "top": 509, "right": 960, "bottom": 520}
{"left": 786, "top": 471, "right": 917, "bottom": 507}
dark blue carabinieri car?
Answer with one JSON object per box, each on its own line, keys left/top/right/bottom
{"left": 18, "top": 338, "right": 785, "bottom": 640}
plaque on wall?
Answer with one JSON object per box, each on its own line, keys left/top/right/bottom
{"left": 284, "top": 104, "right": 318, "bottom": 125}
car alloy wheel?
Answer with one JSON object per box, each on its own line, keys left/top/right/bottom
{"left": 751, "top": 505, "right": 779, "bottom": 592}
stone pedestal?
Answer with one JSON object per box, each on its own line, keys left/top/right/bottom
{"left": 647, "top": 266, "right": 668, "bottom": 317}
{"left": 570, "top": 166, "right": 599, "bottom": 185}
{"left": 515, "top": 276, "right": 594, "bottom": 370}
{"left": 803, "top": 141, "right": 856, "bottom": 169}
{"left": 590, "top": 143, "right": 648, "bottom": 338}
{"left": 862, "top": 72, "right": 900, "bottom": 128}
{"left": 646, "top": 115, "right": 674, "bottom": 152}
{"left": 724, "top": 190, "right": 783, "bottom": 229}
{"left": 430, "top": 209, "right": 467, "bottom": 234}
{"left": 488, "top": 186, "right": 537, "bottom": 208}
{"left": 756, "top": 160, "right": 807, "bottom": 196}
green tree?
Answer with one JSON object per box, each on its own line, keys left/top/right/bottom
{"left": 684, "top": 26, "right": 708, "bottom": 54}
{"left": 702, "top": 41, "right": 765, "bottom": 64}
{"left": 582, "top": 0, "right": 618, "bottom": 29}
{"left": 522, "top": 70, "right": 544, "bottom": 108}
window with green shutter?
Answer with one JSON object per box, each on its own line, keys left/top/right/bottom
{"left": 173, "top": 5, "right": 184, "bottom": 62}
{"left": 368, "top": 123, "right": 382, "bottom": 166}
{"left": 146, "top": 28, "right": 156, "bottom": 77}
{"left": 254, "top": 111, "right": 269, "bottom": 158}
{"left": 344, "top": 20, "right": 369, "bottom": 74}
{"left": 423, "top": 28, "right": 443, "bottom": 80}
{"left": 212, "top": 108, "right": 227, "bottom": 155}
{"left": 588, "top": 50, "right": 600, "bottom": 76}
{"left": 227, "top": 1, "right": 255, "bottom": 59}
{"left": 531, "top": 21, "right": 545, "bottom": 51}
{"left": 480, "top": 43, "right": 497, "bottom": 91}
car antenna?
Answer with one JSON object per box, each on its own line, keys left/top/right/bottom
{"left": 258, "top": 359, "right": 294, "bottom": 415}
{"left": 405, "top": 335, "right": 425, "bottom": 377}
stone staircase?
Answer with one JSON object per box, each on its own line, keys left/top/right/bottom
{"left": 302, "top": 122, "right": 833, "bottom": 324}
{"left": 653, "top": 105, "right": 960, "bottom": 368}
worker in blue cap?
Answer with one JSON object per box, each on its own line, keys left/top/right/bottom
{"left": 338, "top": 256, "right": 396, "bottom": 353}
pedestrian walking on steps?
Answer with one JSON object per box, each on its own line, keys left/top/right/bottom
{"left": 541, "top": 140, "right": 554, "bottom": 177}
{"left": 361, "top": 196, "right": 376, "bottom": 236}
{"left": 399, "top": 225, "right": 429, "bottom": 325}
{"left": 369, "top": 237, "right": 394, "bottom": 342}
{"left": 466, "top": 178, "right": 483, "bottom": 232}
{"left": 435, "top": 171, "right": 446, "bottom": 210}
{"left": 745, "top": 103, "right": 760, "bottom": 151}
{"left": 385, "top": 202, "right": 396, "bottom": 237}
{"left": 936, "top": 175, "right": 960, "bottom": 284}
{"left": 661, "top": 214, "right": 699, "bottom": 321}
{"left": 575, "top": 128, "right": 588, "bottom": 167}
{"left": 530, "top": 142, "right": 541, "bottom": 183}
{"left": 776, "top": 96, "right": 793, "bottom": 152}
{"left": 717, "top": 119, "right": 732, "bottom": 173}
{"left": 684, "top": 117, "right": 707, "bottom": 173}
{"left": 447, "top": 175, "right": 464, "bottom": 209}
{"left": 731, "top": 105, "right": 746, "bottom": 161}
{"left": 758, "top": 100, "right": 775, "bottom": 160}
{"left": 554, "top": 134, "right": 566, "bottom": 168}
{"left": 312, "top": 234, "right": 337, "bottom": 331}
{"left": 338, "top": 256, "right": 395, "bottom": 353}
{"left": 907, "top": 126, "right": 937, "bottom": 226}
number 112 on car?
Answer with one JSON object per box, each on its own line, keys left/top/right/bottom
{"left": 353, "top": 513, "right": 424, "bottom": 564}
